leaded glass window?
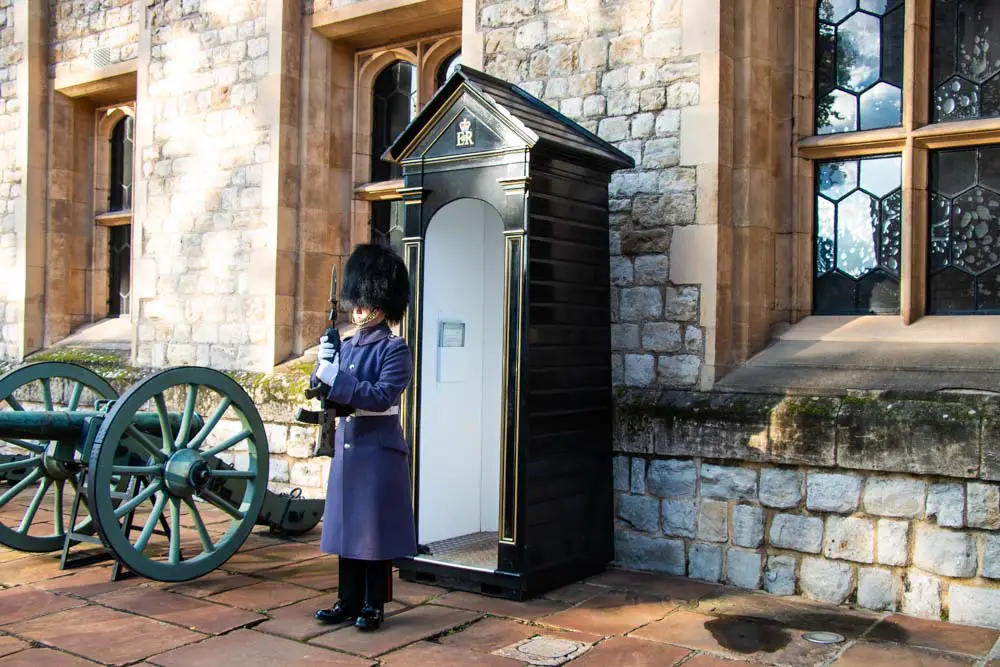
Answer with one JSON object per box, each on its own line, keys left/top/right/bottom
{"left": 370, "top": 61, "right": 417, "bottom": 182}
{"left": 816, "top": 0, "right": 904, "bottom": 134}
{"left": 436, "top": 51, "right": 461, "bottom": 89}
{"left": 371, "top": 200, "right": 405, "bottom": 252}
{"left": 109, "top": 115, "right": 134, "bottom": 212}
{"left": 814, "top": 155, "right": 903, "bottom": 314}
{"left": 928, "top": 147, "right": 1000, "bottom": 312}
{"left": 931, "top": 0, "right": 1000, "bottom": 122}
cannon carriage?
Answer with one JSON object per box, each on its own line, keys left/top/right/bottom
{"left": 0, "top": 361, "right": 324, "bottom": 582}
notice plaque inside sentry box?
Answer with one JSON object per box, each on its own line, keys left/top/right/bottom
{"left": 437, "top": 321, "right": 466, "bottom": 383}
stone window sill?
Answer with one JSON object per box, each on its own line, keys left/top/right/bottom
{"left": 95, "top": 211, "right": 132, "bottom": 227}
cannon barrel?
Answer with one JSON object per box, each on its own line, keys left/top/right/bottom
{"left": 0, "top": 411, "right": 202, "bottom": 443}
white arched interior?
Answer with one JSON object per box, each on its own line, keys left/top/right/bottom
{"left": 417, "top": 198, "right": 505, "bottom": 560}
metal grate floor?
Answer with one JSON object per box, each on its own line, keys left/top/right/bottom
{"left": 420, "top": 531, "right": 498, "bottom": 570}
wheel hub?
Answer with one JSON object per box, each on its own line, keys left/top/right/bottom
{"left": 163, "top": 448, "right": 206, "bottom": 498}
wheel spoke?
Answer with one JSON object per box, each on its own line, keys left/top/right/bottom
{"left": 0, "top": 469, "right": 42, "bottom": 510}
{"left": 197, "top": 488, "right": 245, "bottom": 520}
{"left": 0, "top": 456, "right": 40, "bottom": 472}
{"left": 182, "top": 497, "right": 215, "bottom": 553}
{"left": 153, "top": 393, "right": 175, "bottom": 454}
{"left": 125, "top": 425, "right": 168, "bottom": 463}
{"left": 40, "top": 378, "right": 53, "bottom": 412}
{"left": 201, "top": 428, "right": 252, "bottom": 460}
{"left": 2, "top": 439, "right": 45, "bottom": 454}
{"left": 111, "top": 465, "right": 162, "bottom": 477}
{"left": 176, "top": 384, "right": 199, "bottom": 448}
{"left": 4, "top": 395, "right": 24, "bottom": 411}
{"left": 19, "top": 477, "right": 52, "bottom": 533}
{"left": 53, "top": 480, "right": 64, "bottom": 535}
{"left": 67, "top": 382, "right": 85, "bottom": 412}
{"left": 186, "top": 396, "right": 232, "bottom": 451}
{"left": 113, "top": 479, "right": 163, "bottom": 519}
{"left": 206, "top": 468, "right": 256, "bottom": 480}
{"left": 134, "top": 492, "right": 167, "bottom": 552}
{"left": 168, "top": 498, "right": 182, "bottom": 564}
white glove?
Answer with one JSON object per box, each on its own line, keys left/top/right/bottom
{"left": 319, "top": 335, "right": 338, "bottom": 362}
{"left": 315, "top": 354, "right": 339, "bottom": 386}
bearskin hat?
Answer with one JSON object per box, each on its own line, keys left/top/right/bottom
{"left": 341, "top": 244, "right": 410, "bottom": 323}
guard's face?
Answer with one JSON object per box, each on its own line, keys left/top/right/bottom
{"left": 352, "top": 307, "right": 385, "bottom": 327}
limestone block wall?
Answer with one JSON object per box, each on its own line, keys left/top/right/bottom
{"left": 49, "top": 0, "right": 140, "bottom": 79}
{"left": 0, "top": 0, "right": 24, "bottom": 361}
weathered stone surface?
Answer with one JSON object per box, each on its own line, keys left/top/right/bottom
{"left": 769, "top": 514, "right": 823, "bottom": 554}
{"left": 967, "top": 482, "right": 1000, "bottom": 529}
{"left": 806, "top": 473, "right": 862, "bottom": 513}
{"left": 700, "top": 464, "right": 758, "bottom": 501}
{"left": 614, "top": 530, "right": 686, "bottom": 575}
{"left": 800, "top": 558, "right": 853, "bottom": 604}
{"left": 613, "top": 456, "right": 629, "bottom": 492}
{"left": 902, "top": 571, "right": 941, "bottom": 620}
{"left": 611, "top": 324, "right": 639, "bottom": 351}
{"left": 862, "top": 478, "right": 926, "bottom": 518}
{"left": 857, "top": 568, "right": 898, "bottom": 612}
{"left": 926, "top": 483, "right": 964, "bottom": 528}
{"left": 983, "top": 535, "right": 1000, "bottom": 579}
{"left": 618, "top": 494, "right": 660, "bottom": 533}
{"left": 663, "top": 286, "right": 698, "bottom": 321}
{"left": 641, "top": 322, "right": 682, "bottom": 352}
{"left": 726, "top": 549, "right": 763, "bottom": 590}
{"left": 620, "top": 286, "right": 662, "bottom": 322}
{"left": 652, "top": 393, "right": 771, "bottom": 461}
{"left": 949, "top": 585, "right": 1000, "bottom": 629}
{"left": 876, "top": 519, "right": 909, "bottom": 566}
{"left": 763, "top": 555, "right": 797, "bottom": 596}
{"left": 624, "top": 354, "right": 655, "bottom": 387}
{"left": 660, "top": 499, "right": 696, "bottom": 537}
{"left": 630, "top": 459, "right": 646, "bottom": 494}
{"left": 836, "top": 398, "right": 980, "bottom": 478}
{"left": 913, "top": 525, "right": 977, "bottom": 578}
{"left": 634, "top": 255, "right": 670, "bottom": 285}
{"left": 824, "top": 517, "right": 875, "bottom": 564}
{"left": 697, "top": 500, "right": 728, "bottom": 543}
{"left": 656, "top": 355, "right": 700, "bottom": 388}
{"left": 732, "top": 505, "right": 764, "bottom": 548}
{"left": 646, "top": 458, "right": 696, "bottom": 497}
{"left": 621, "top": 229, "right": 670, "bottom": 255}
{"left": 688, "top": 543, "right": 722, "bottom": 582}
{"left": 683, "top": 326, "right": 703, "bottom": 355}
{"left": 759, "top": 468, "right": 803, "bottom": 509}
{"left": 614, "top": 410, "right": 654, "bottom": 454}
{"left": 982, "top": 405, "right": 1000, "bottom": 481}
{"left": 768, "top": 397, "right": 839, "bottom": 466}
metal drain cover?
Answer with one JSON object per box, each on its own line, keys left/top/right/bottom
{"left": 803, "top": 631, "right": 845, "bottom": 644}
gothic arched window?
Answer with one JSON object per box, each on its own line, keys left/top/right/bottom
{"left": 436, "top": 51, "right": 461, "bottom": 89}
{"left": 370, "top": 61, "right": 417, "bottom": 183}
{"left": 109, "top": 115, "right": 134, "bottom": 212}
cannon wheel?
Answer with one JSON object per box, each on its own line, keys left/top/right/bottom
{"left": 88, "top": 367, "right": 269, "bottom": 581}
{"left": 0, "top": 362, "right": 118, "bottom": 552}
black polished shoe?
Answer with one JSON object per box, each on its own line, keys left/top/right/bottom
{"left": 314, "top": 600, "right": 359, "bottom": 624}
{"left": 354, "top": 604, "right": 384, "bottom": 631}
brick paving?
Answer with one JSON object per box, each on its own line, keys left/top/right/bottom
{"left": 0, "top": 526, "right": 999, "bottom": 666}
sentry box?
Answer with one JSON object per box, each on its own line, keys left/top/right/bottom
{"left": 382, "top": 66, "right": 634, "bottom": 600}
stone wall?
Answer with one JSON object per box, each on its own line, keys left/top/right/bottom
{"left": 49, "top": 0, "right": 140, "bottom": 79}
{"left": 0, "top": 0, "right": 24, "bottom": 361}
{"left": 479, "top": 0, "right": 709, "bottom": 389}
{"left": 612, "top": 391, "right": 1000, "bottom": 628}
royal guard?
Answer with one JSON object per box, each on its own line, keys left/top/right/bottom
{"left": 311, "top": 244, "right": 416, "bottom": 631}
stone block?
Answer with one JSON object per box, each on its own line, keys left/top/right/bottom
{"left": 624, "top": 354, "right": 655, "bottom": 387}
{"left": 613, "top": 456, "right": 629, "bottom": 492}
{"left": 611, "top": 324, "right": 639, "bottom": 351}
{"left": 983, "top": 535, "right": 1000, "bottom": 579}
{"left": 268, "top": 458, "right": 290, "bottom": 483}
{"left": 902, "top": 570, "right": 941, "bottom": 620}
{"left": 764, "top": 555, "right": 796, "bottom": 596}
{"left": 726, "top": 549, "right": 763, "bottom": 590}
{"left": 800, "top": 557, "right": 853, "bottom": 605}
{"left": 926, "top": 483, "right": 964, "bottom": 528}
{"left": 698, "top": 499, "right": 728, "bottom": 543}
{"left": 656, "top": 355, "right": 700, "bottom": 388}
{"left": 614, "top": 410, "right": 654, "bottom": 453}
{"left": 876, "top": 519, "right": 909, "bottom": 566}
{"left": 733, "top": 505, "right": 764, "bottom": 548}
{"left": 631, "top": 112, "right": 655, "bottom": 138}
{"left": 836, "top": 398, "right": 980, "bottom": 478}
{"left": 621, "top": 229, "right": 670, "bottom": 255}
{"left": 948, "top": 585, "right": 1000, "bottom": 629}
{"left": 823, "top": 516, "right": 875, "bottom": 563}
{"left": 579, "top": 37, "right": 608, "bottom": 70}
{"left": 661, "top": 499, "right": 696, "bottom": 537}
{"left": 641, "top": 322, "right": 682, "bottom": 353}
{"left": 967, "top": 482, "right": 1000, "bottom": 529}
{"left": 647, "top": 458, "right": 696, "bottom": 497}
{"left": 653, "top": 394, "right": 772, "bottom": 462}
{"left": 913, "top": 525, "right": 977, "bottom": 578}
{"left": 857, "top": 568, "right": 898, "bottom": 612}
{"left": 618, "top": 494, "right": 660, "bottom": 533}
{"left": 769, "top": 514, "right": 823, "bottom": 554}
{"left": 767, "top": 397, "right": 839, "bottom": 466}
{"left": 759, "top": 468, "right": 803, "bottom": 509}
{"left": 655, "top": 109, "right": 680, "bottom": 135}
{"left": 688, "top": 543, "right": 722, "bottom": 582}
{"left": 610, "top": 257, "right": 634, "bottom": 286}
{"left": 630, "top": 459, "right": 646, "bottom": 494}
{"left": 806, "top": 472, "right": 861, "bottom": 514}
{"left": 683, "top": 326, "right": 703, "bottom": 355}
{"left": 614, "top": 530, "right": 686, "bottom": 575}
{"left": 634, "top": 255, "right": 670, "bottom": 285}
{"left": 700, "top": 464, "right": 758, "bottom": 501}
{"left": 664, "top": 286, "right": 698, "bottom": 321}
{"left": 598, "top": 117, "right": 630, "bottom": 142}
{"left": 620, "top": 286, "right": 662, "bottom": 322}
{"left": 642, "top": 137, "right": 679, "bottom": 169}
{"left": 863, "top": 478, "right": 926, "bottom": 518}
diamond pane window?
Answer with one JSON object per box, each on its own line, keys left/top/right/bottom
{"left": 929, "top": 147, "right": 1000, "bottom": 312}
{"left": 932, "top": 0, "right": 1000, "bottom": 123}
{"left": 816, "top": 0, "right": 904, "bottom": 134}
{"left": 371, "top": 61, "right": 417, "bottom": 182}
{"left": 436, "top": 51, "right": 461, "bottom": 90}
{"left": 814, "top": 155, "right": 903, "bottom": 314}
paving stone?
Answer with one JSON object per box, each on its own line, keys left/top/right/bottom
{"left": 96, "top": 587, "right": 264, "bottom": 634}
{"left": 0, "top": 648, "right": 102, "bottom": 666}
{"left": 311, "top": 604, "right": 481, "bottom": 657}
{"left": 494, "top": 635, "right": 590, "bottom": 665}
{"left": 204, "top": 580, "right": 319, "bottom": 610}
{"left": 540, "top": 591, "right": 676, "bottom": 636}
{"left": 584, "top": 569, "right": 722, "bottom": 602}
{"left": 541, "top": 583, "right": 605, "bottom": 604}
{"left": 0, "top": 555, "right": 74, "bottom": 586}
{"left": 824, "top": 516, "right": 875, "bottom": 563}
{"left": 877, "top": 518, "right": 909, "bottom": 566}
{"left": 769, "top": 513, "right": 823, "bottom": 553}
{"left": 856, "top": 567, "right": 898, "bottom": 611}
{"left": 0, "top": 635, "right": 28, "bottom": 658}
{"left": 832, "top": 643, "right": 976, "bottom": 666}
{"left": 732, "top": 504, "right": 764, "bottom": 548}
{"left": 437, "top": 617, "right": 599, "bottom": 654}
{"left": 688, "top": 543, "right": 722, "bottom": 582}
{"left": 557, "top": 636, "right": 689, "bottom": 666}
{"left": 868, "top": 614, "right": 1000, "bottom": 656}
{"left": 151, "top": 628, "right": 372, "bottom": 666}
{"left": 863, "top": 478, "right": 927, "bottom": 517}
{"left": 927, "top": 483, "right": 965, "bottom": 528}
{"left": 165, "top": 571, "right": 259, "bottom": 597}
{"left": 902, "top": 570, "right": 942, "bottom": 620}
{"left": 949, "top": 584, "right": 1000, "bottom": 629}
{"left": 430, "top": 590, "right": 567, "bottom": 620}
{"left": 700, "top": 464, "right": 757, "bottom": 501}
{"left": 222, "top": 543, "right": 324, "bottom": 573}
{"left": 967, "top": 483, "right": 1000, "bottom": 529}
{"left": 696, "top": 592, "right": 880, "bottom": 636}
{"left": 0, "top": 586, "right": 85, "bottom": 624}
{"left": 726, "top": 549, "right": 762, "bottom": 589}
{"left": 914, "top": 524, "right": 977, "bottom": 578}
{"left": 661, "top": 499, "right": 696, "bottom": 537}
{"left": 800, "top": 557, "right": 853, "bottom": 605}
{"left": 385, "top": 641, "right": 522, "bottom": 666}
{"left": 391, "top": 575, "right": 448, "bottom": 605}
{"left": 5, "top": 605, "right": 203, "bottom": 666}
{"left": 255, "top": 592, "right": 406, "bottom": 641}
{"left": 32, "top": 564, "right": 147, "bottom": 599}
{"left": 763, "top": 555, "right": 796, "bottom": 596}
{"left": 646, "top": 459, "right": 696, "bottom": 498}
{"left": 697, "top": 499, "right": 728, "bottom": 543}
{"left": 681, "top": 657, "right": 758, "bottom": 667}
{"left": 806, "top": 472, "right": 861, "bottom": 513}
{"left": 759, "top": 468, "right": 803, "bottom": 509}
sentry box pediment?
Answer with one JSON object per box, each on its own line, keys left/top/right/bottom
{"left": 383, "top": 66, "right": 633, "bottom": 601}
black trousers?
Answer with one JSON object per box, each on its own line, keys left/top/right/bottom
{"left": 338, "top": 558, "right": 393, "bottom": 607}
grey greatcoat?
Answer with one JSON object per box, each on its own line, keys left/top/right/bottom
{"left": 318, "top": 323, "right": 417, "bottom": 561}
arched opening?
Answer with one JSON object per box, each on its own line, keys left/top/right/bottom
{"left": 435, "top": 51, "right": 461, "bottom": 90}
{"left": 109, "top": 115, "right": 134, "bottom": 212}
{"left": 417, "top": 198, "right": 505, "bottom": 570}
{"left": 107, "top": 114, "right": 134, "bottom": 318}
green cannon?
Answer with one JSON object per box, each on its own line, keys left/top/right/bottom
{"left": 0, "top": 361, "right": 324, "bottom": 582}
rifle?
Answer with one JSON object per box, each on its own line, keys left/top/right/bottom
{"left": 295, "top": 266, "right": 353, "bottom": 457}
